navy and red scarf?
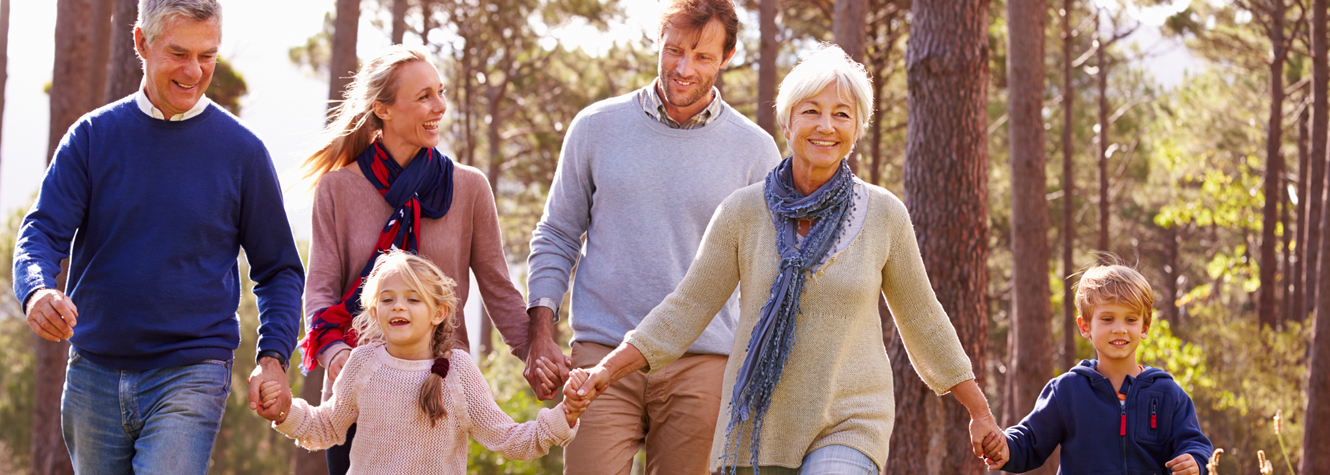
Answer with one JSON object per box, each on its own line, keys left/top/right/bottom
{"left": 298, "top": 140, "right": 455, "bottom": 372}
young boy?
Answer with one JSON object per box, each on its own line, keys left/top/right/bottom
{"left": 998, "top": 264, "right": 1212, "bottom": 475}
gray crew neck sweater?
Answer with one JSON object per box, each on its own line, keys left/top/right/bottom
{"left": 527, "top": 88, "right": 781, "bottom": 354}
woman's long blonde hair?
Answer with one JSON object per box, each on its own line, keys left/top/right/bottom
{"left": 298, "top": 45, "right": 432, "bottom": 188}
{"left": 351, "top": 251, "right": 460, "bottom": 425}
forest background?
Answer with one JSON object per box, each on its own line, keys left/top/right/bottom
{"left": 0, "top": 0, "right": 1326, "bottom": 474}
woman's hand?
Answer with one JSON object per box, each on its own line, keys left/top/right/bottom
{"left": 326, "top": 348, "right": 351, "bottom": 384}
{"left": 969, "top": 412, "right": 1008, "bottom": 470}
{"left": 564, "top": 367, "right": 612, "bottom": 401}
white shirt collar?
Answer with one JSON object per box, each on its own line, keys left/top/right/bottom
{"left": 134, "top": 88, "right": 212, "bottom": 121}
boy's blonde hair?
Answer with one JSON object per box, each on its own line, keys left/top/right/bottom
{"left": 351, "top": 250, "right": 459, "bottom": 425}
{"left": 1074, "top": 264, "right": 1156, "bottom": 328}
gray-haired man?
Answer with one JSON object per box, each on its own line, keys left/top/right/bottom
{"left": 13, "top": 1, "right": 303, "bottom": 473}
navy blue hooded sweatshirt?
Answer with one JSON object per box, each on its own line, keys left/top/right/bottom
{"left": 1001, "top": 360, "right": 1212, "bottom": 475}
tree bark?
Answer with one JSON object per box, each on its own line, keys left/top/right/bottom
{"left": 897, "top": 1, "right": 990, "bottom": 473}
{"left": 1303, "top": 149, "right": 1330, "bottom": 475}
{"left": 1061, "top": 0, "right": 1078, "bottom": 370}
{"left": 1096, "top": 12, "right": 1110, "bottom": 259}
{"left": 834, "top": 0, "right": 866, "bottom": 62}
{"left": 88, "top": 0, "right": 112, "bottom": 104}
{"left": 1294, "top": 107, "right": 1309, "bottom": 324}
{"left": 103, "top": 0, "right": 141, "bottom": 103}
{"left": 38, "top": 2, "right": 99, "bottom": 472}
{"left": 1004, "top": 1, "right": 1053, "bottom": 462}
{"left": 328, "top": 0, "right": 360, "bottom": 117}
{"left": 391, "top": 0, "right": 408, "bottom": 45}
{"left": 0, "top": 0, "right": 9, "bottom": 195}
{"left": 1306, "top": 0, "right": 1328, "bottom": 321}
{"left": 1258, "top": 0, "right": 1287, "bottom": 329}
{"left": 756, "top": 0, "right": 777, "bottom": 136}
{"left": 1161, "top": 225, "right": 1180, "bottom": 327}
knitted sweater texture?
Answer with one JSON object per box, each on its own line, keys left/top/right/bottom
{"left": 625, "top": 181, "right": 975, "bottom": 470}
{"left": 276, "top": 345, "right": 575, "bottom": 473}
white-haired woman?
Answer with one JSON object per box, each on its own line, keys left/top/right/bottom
{"left": 566, "top": 45, "right": 1008, "bottom": 474}
{"left": 294, "top": 45, "right": 550, "bottom": 474}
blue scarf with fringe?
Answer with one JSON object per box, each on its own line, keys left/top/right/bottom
{"left": 723, "top": 157, "right": 855, "bottom": 473}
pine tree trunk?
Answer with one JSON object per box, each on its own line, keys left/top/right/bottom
{"left": 756, "top": 0, "right": 777, "bottom": 136}
{"left": 328, "top": 0, "right": 360, "bottom": 117}
{"left": 1306, "top": 0, "right": 1328, "bottom": 321}
{"left": 1061, "top": 0, "right": 1078, "bottom": 370}
{"left": 1004, "top": 2, "right": 1053, "bottom": 464}
{"left": 391, "top": 0, "right": 407, "bottom": 45}
{"left": 1161, "top": 225, "right": 1180, "bottom": 326}
{"left": 103, "top": 0, "right": 141, "bottom": 103}
{"left": 1294, "top": 107, "right": 1309, "bottom": 324}
{"left": 897, "top": 2, "right": 990, "bottom": 473}
{"left": 37, "top": 2, "right": 100, "bottom": 471}
{"left": 0, "top": 0, "right": 9, "bottom": 196}
{"left": 1096, "top": 12, "right": 1110, "bottom": 259}
{"left": 834, "top": 0, "right": 866, "bottom": 63}
{"left": 88, "top": 0, "right": 112, "bottom": 104}
{"left": 1303, "top": 150, "right": 1330, "bottom": 475}
{"left": 1259, "top": 3, "right": 1287, "bottom": 329}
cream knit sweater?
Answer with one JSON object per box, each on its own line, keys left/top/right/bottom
{"left": 625, "top": 180, "right": 975, "bottom": 471}
{"left": 275, "top": 344, "right": 576, "bottom": 473}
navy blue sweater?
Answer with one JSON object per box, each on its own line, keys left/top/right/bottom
{"left": 13, "top": 96, "right": 304, "bottom": 371}
{"left": 1002, "top": 361, "right": 1213, "bottom": 475}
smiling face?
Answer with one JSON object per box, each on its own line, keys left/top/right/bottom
{"left": 1078, "top": 302, "right": 1149, "bottom": 365}
{"left": 375, "top": 60, "right": 447, "bottom": 162}
{"left": 782, "top": 83, "right": 858, "bottom": 194}
{"left": 656, "top": 19, "right": 733, "bottom": 121}
{"left": 373, "top": 272, "right": 446, "bottom": 360}
{"left": 134, "top": 17, "right": 220, "bottom": 118}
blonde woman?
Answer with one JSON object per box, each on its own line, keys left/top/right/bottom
{"left": 294, "top": 45, "right": 560, "bottom": 474}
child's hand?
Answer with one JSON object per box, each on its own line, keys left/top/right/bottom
{"left": 980, "top": 431, "right": 1009, "bottom": 471}
{"left": 562, "top": 392, "right": 590, "bottom": 428}
{"left": 1165, "top": 453, "right": 1199, "bottom": 475}
{"left": 564, "top": 367, "right": 610, "bottom": 401}
{"left": 257, "top": 381, "right": 288, "bottom": 423}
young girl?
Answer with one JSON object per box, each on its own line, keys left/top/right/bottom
{"left": 256, "top": 251, "right": 586, "bottom": 473}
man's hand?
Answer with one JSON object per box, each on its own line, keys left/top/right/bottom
{"left": 26, "top": 288, "right": 78, "bottom": 341}
{"left": 326, "top": 348, "right": 351, "bottom": 385}
{"left": 522, "top": 307, "right": 570, "bottom": 400}
{"left": 248, "top": 356, "right": 291, "bottom": 422}
{"left": 1165, "top": 454, "right": 1200, "bottom": 475}
{"left": 257, "top": 381, "right": 288, "bottom": 424}
{"left": 969, "top": 412, "right": 1008, "bottom": 471}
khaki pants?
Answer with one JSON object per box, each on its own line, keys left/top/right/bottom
{"left": 564, "top": 341, "right": 727, "bottom": 475}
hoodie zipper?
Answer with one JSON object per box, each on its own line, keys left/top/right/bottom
{"left": 1151, "top": 398, "right": 1158, "bottom": 429}
{"left": 1121, "top": 402, "right": 1128, "bottom": 475}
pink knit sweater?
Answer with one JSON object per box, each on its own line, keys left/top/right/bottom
{"left": 276, "top": 344, "right": 576, "bottom": 473}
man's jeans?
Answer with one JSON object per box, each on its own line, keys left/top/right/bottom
{"left": 62, "top": 348, "right": 231, "bottom": 475}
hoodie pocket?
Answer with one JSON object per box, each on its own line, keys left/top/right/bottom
{"left": 1135, "top": 392, "right": 1172, "bottom": 446}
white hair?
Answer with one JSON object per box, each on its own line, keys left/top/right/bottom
{"left": 136, "top": 0, "right": 221, "bottom": 45}
{"left": 774, "top": 44, "right": 874, "bottom": 142}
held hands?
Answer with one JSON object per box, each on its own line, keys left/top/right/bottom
{"left": 26, "top": 288, "right": 78, "bottom": 341}
{"left": 1165, "top": 454, "right": 1200, "bottom": 475}
{"left": 560, "top": 369, "right": 593, "bottom": 428}
{"left": 256, "top": 380, "right": 290, "bottom": 424}
{"left": 248, "top": 357, "right": 292, "bottom": 424}
{"left": 969, "top": 412, "right": 1009, "bottom": 471}
{"left": 522, "top": 307, "right": 571, "bottom": 400}
{"left": 564, "top": 367, "right": 612, "bottom": 401}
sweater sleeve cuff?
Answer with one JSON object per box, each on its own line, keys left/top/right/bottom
{"left": 543, "top": 404, "right": 577, "bottom": 445}
{"left": 624, "top": 330, "right": 677, "bottom": 375}
{"left": 316, "top": 341, "right": 352, "bottom": 368}
{"left": 273, "top": 400, "right": 308, "bottom": 436}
